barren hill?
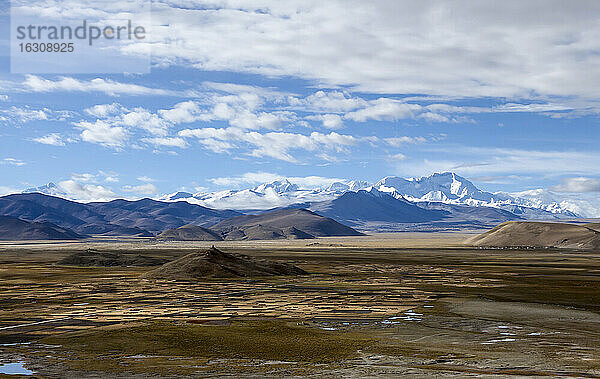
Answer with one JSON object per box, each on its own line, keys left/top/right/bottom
{"left": 143, "top": 247, "right": 307, "bottom": 279}
{"left": 466, "top": 221, "right": 600, "bottom": 250}
{"left": 211, "top": 208, "right": 362, "bottom": 240}
{"left": 156, "top": 224, "right": 223, "bottom": 241}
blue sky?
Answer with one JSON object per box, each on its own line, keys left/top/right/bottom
{"left": 1, "top": 1, "right": 599, "bottom": 201}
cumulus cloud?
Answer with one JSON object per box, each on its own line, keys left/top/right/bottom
{"left": 75, "top": 120, "right": 128, "bottom": 147}
{"left": 306, "top": 114, "right": 344, "bottom": 129}
{"left": 84, "top": 103, "right": 127, "bottom": 118}
{"left": 32, "top": 133, "right": 66, "bottom": 146}
{"left": 58, "top": 180, "right": 116, "bottom": 202}
{"left": 158, "top": 101, "right": 206, "bottom": 124}
{"left": 179, "top": 127, "right": 358, "bottom": 163}
{"left": 120, "top": 108, "right": 170, "bottom": 136}
{"left": 552, "top": 177, "right": 600, "bottom": 193}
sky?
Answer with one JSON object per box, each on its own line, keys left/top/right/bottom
{"left": 0, "top": 0, "right": 599, "bottom": 201}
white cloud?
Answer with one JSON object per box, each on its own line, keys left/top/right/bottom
{"left": 75, "top": 120, "right": 128, "bottom": 147}
{"left": 179, "top": 127, "right": 358, "bottom": 163}
{"left": 1, "top": 158, "right": 26, "bottom": 166}
{"left": 158, "top": 101, "right": 205, "bottom": 124}
{"left": 23, "top": 75, "right": 174, "bottom": 96}
{"left": 100, "top": 171, "right": 120, "bottom": 183}
{"left": 344, "top": 98, "right": 421, "bottom": 122}
{"left": 121, "top": 108, "right": 170, "bottom": 136}
{"left": 395, "top": 147, "right": 600, "bottom": 178}
{"left": 552, "top": 177, "right": 600, "bottom": 193}
{"left": 0, "top": 106, "right": 73, "bottom": 123}
{"left": 5, "top": 106, "right": 47, "bottom": 121}
{"left": 32, "top": 133, "right": 65, "bottom": 146}
{"left": 307, "top": 114, "right": 344, "bottom": 129}
{"left": 147, "top": 1, "right": 600, "bottom": 102}
{"left": 85, "top": 103, "right": 127, "bottom": 118}
{"left": 122, "top": 183, "right": 158, "bottom": 195}
{"left": 384, "top": 136, "right": 427, "bottom": 147}
{"left": 0, "top": 95, "right": 8, "bottom": 101}
{"left": 203, "top": 81, "right": 290, "bottom": 100}
{"left": 64, "top": 172, "right": 120, "bottom": 186}
{"left": 57, "top": 180, "right": 116, "bottom": 202}
{"left": 142, "top": 137, "right": 188, "bottom": 148}
{"left": 290, "top": 91, "right": 366, "bottom": 112}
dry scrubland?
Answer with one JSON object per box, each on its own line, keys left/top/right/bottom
{"left": 1, "top": 232, "right": 600, "bottom": 377}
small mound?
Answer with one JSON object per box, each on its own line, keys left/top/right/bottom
{"left": 143, "top": 247, "right": 308, "bottom": 280}
{"left": 156, "top": 224, "right": 223, "bottom": 241}
{"left": 466, "top": 221, "right": 600, "bottom": 250}
{"left": 58, "top": 249, "right": 170, "bottom": 267}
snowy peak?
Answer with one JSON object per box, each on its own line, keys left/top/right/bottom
{"left": 163, "top": 191, "right": 194, "bottom": 200}
{"left": 253, "top": 179, "right": 299, "bottom": 194}
{"left": 22, "top": 182, "right": 68, "bottom": 198}
{"left": 374, "top": 172, "right": 580, "bottom": 218}
{"left": 376, "top": 172, "right": 489, "bottom": 202}
{"left": 325, "top": 180, "right": 370, "bottom": 193}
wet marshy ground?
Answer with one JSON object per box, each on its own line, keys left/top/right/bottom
{"left": 1, "top": 237, "right": 599, "bottom": 377}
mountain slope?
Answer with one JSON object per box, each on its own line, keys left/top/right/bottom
{"left": 0, "top": 193, "right": 240, "bottom": 237}
{"left": 87, "top": 198, "right": 241, "bottom": 234}
{"left": 466, "top": 222, "right": 600, "bottom": 250}
{"left": 0, "top": 216, "right": 84, "bottom": 240}
{"left": 211, "top": 208, "right": 363, "bottom": 239}
{"left": 309, "top": 188, "right": 447, "bottom": 224}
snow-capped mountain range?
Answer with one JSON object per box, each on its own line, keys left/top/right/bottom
{"left": 23, "top": 172, "right": 599, "bottom": 219}
{"left": 154, "top": 172, "right": 596, "bottom": 218}
{"left": 158, "top": 179, "right": 370, "bottom": 210}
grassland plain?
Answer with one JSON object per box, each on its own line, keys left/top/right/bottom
{"left": 1, "top": 233, "right": 600, "bottom": 377}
